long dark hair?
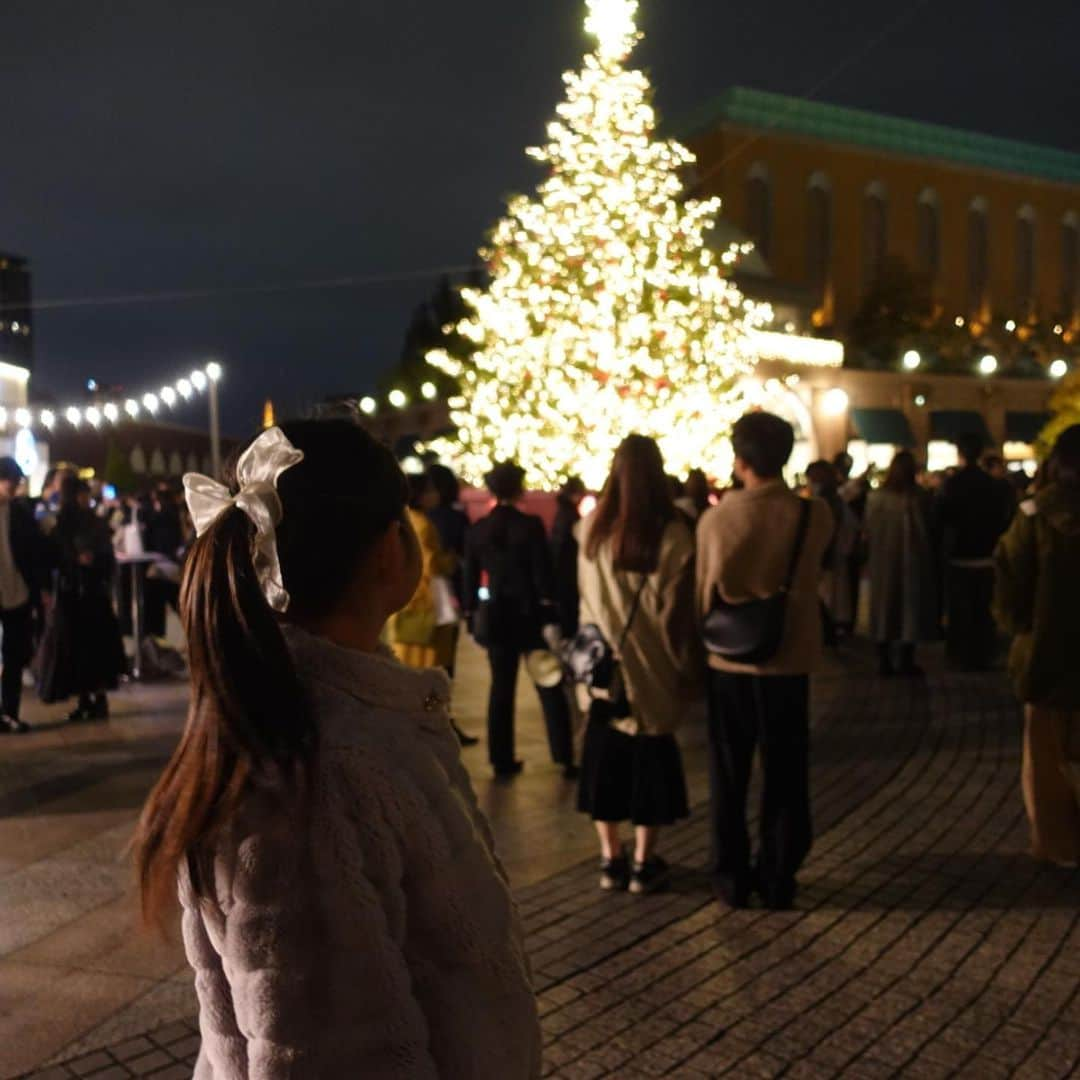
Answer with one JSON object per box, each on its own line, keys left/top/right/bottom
{"left": 882, "top": 451, "right": 919, "bottom": 494}
{"left": 133, "top": 420, "right": 407, "bottom": 929}
{"left": 585, "top": 435, "right": 675, "bottom": 573}
{"left": 1047, "top": 424, "right": 1080, "bottom": 487}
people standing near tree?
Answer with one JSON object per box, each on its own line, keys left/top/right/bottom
{"left": 463, "top": 462, "right": 575, "bottom": 779}
{"left": 550, "top": 476, "right": 586, "bottom": 641}
{"left": 36, "top": 476, "right": 126, "bottom": 721}
{"left": 674, "top": 468, "right": 711, "bottom": 521}
{"left": 133, "top": 422, "right": 540, "bottom": 1078}
{"left": 994, "top": 424, "right": 1080, "bottom": 867}
{"left": 425, "top": 463, "right": 480, "bottom": 746}
{"left": 806, "top": 459, "right": 858, "bottom": 644}
{"left": 938, "top": 433, "right": 1015, "bottom": 670}
{"left": 575, "top": 436, "right": 698, "bottom": 895}
{"left": 0, "top": 458, "right": 52, "bottom": 734}
{"left": 865, "top": 451, "right": 938, "bottom": 677}
{"left": 697, "top": 413, "right": 833, "bottom": 910}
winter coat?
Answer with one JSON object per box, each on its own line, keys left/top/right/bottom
{"left": 181, "top": 626, "right": 541, "bottom": 1079}
{"left": 696, "top": 481, "right": 834, "bottom": 676}
{"left": 576, "top": 513, "right": 701, "bottom": 736}
{"left": 549, "top": 500, "right": 581, "bottom": 638}
{"left": 865, "top": 489, "right": 939, "bottom": 644}
{"left": 994, "top": 483, "right": 1080, "bottom": 708}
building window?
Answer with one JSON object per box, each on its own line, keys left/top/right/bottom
{"left": 1016, "top": 205, "right": 1037, "bottom": 319}
{"left": 1063, "top": 212, "right": 1079, "bottom": 325}
{"left": 805, "top": 172, "right": 832, "bottom": 307}
{"left": 745, "top": 163, "right": 772, "bottom": 261}
{"left": 862, "top": 181, "right": 888, "bottom": 290}
{"left": 968, "top": 197, "right": 990, "bottom": 320}
{"left": 917, "top": 188, "right": 941, "bottom": 282}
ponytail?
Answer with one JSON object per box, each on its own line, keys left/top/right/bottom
{"left": 133, "top": 508, "right": 310, "bottom": 929}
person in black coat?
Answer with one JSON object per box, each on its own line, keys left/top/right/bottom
{"left": 464, "top": 462, "right": 575, "bottom": 779}
{"left": 549, "top": 477, "right": 586, "bottom": 640}
{"left": 938, "top": 432, "right": 1016, "bottom": 670}
{"left": 0, "top": 458, "right": 52, "bottom": 733}
{"left": 37, "top": 476, "right": 126, "bottom": 722}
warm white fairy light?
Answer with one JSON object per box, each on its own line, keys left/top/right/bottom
{"left": 359, "top": 396, "right": 377, "bottom": 415}
{"left": 389, "top": 389, "right": 408, "bottom": 408}
{"left": 426, "top": 0, "right": 768, "bottom": 489}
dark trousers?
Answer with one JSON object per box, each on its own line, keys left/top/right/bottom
{"left": 486, "top": 644, "right": 573, "bottom": 770}
{"left": 1, "top": 603, "right": 33, "bottom": 721}
{"left": 706, "top": 669, "right": 812, "bottom": 901}
{"left": 946, "top": 565, "right": 997, "bottom": 671}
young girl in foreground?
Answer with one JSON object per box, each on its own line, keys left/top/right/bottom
{"left": 133, "top": 420, "right": 540, "bottom": 1079}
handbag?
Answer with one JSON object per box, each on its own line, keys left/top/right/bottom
{"left": 563, "top": 575, "right": 647, "bottom": 719}
{"left": 703, "top": 499, "right": 812, "bottom": 664}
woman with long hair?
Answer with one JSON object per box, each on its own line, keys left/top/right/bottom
{"left": 865, "top": 450, "right": 938, "bottom": 676}
{"left": 995, "top": 424, "right": 1080, "bottom": 866}
{"left": 37, "top": 475, "right": 125, "bottom": 720}
{"left": 576, "top": 435, "right": 699, "bottom": 894}
{"left": 133, "top": 421, "right": 539, "bottom": 1078}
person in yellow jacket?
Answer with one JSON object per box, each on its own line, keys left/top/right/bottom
{"left": 389, "top": 474, "right": 478, "bottom": 746}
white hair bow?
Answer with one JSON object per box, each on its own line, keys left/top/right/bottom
{"left": 183, "top": 427, "right": 305, "bottom": 613}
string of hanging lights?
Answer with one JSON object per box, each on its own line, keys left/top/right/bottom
{"left": 2, "top": 362, "right": 223, "bottom": 433}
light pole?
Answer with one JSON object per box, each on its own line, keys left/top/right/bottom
{"left": 207, "top": 361, "right": 223, "bottom": 477}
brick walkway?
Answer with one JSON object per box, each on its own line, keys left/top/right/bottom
{"left": 20, "top": 662, "right": 1080, "bottom": 1079}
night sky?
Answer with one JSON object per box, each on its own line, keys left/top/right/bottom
{"left": 3, "top": 0, "right": 1079, "bottom": 435}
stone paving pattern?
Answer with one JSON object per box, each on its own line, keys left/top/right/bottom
{"left": 12, "top": 657, "right": 1080, "bottom": 1078}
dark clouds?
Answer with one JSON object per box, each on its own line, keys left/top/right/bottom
{"left": 3, "top": 0, "right": 1078, "bottom": 433}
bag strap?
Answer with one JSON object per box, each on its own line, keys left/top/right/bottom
{"left": 615, "top": 574, "right": 649, "bottom": 656}
{"left": 781, "top": 499, "right": 813, "bottom": 594}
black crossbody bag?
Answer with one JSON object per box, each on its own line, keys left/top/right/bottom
{"left": 563, "top": 575, "right": 647, "bottom": 719}
{"left": 703, "top": 499, "right": 811, "bottom": 664}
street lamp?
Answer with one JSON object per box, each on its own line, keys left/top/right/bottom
{"left": 1050, "top": 358, "right": 1069, "bottom": 379}
{"left": 978, "top": 354, "right": 998, "bottom": 376}
{"left": 359, "top": 396, "right": 377, "bottom": 415}
{"left": 822, "top": 388, "right": 850, "bottom": 417}
{"left": 902, "top": 350, "right": 922, "bottom": 371}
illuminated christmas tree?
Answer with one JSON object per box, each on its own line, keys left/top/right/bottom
{"left": 427, "top": 0, "right": 769, "bottom": 489}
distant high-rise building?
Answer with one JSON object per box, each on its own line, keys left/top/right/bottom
{"left": 0, "top": 253, "right": 33, "bottom": 373}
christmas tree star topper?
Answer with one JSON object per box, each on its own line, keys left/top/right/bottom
{"left": 585, "top": 0, "right": 639, "bottom": 62}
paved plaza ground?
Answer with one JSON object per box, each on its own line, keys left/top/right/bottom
{"left": 2, "top": 637, "right": 1078, "bottom": 1079}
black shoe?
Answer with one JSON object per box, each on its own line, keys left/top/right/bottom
{"left": 562, "top": 764, "right": 580, "bottom": 781}
{"left": 760, "top": 879, "right": 797, "bottom": 911}
{"left": 600, "top": 848, "right": 630, "bottom": 891}
{"left": 90, "top": 694, "right": 109, "bottom": 720}
{"left": 493, "top": 760, "right": 524, "bottom": 780}
{"left": 629, "top": 856, "right": 670, "bottom": 895}
{"left": 713, "top": 874, "right": 751, "bottom": 910}
{"left": 0, "top": 714, "right": 28, "bottom": 734}
{"left": 451, "top": 720, "right": 479, "bottom": 747}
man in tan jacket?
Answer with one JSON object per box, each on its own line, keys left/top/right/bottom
{"left": 696, "top": 412, "right": 833, "bottom": 910}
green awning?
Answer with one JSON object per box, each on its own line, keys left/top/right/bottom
{"left": 930, "top": 410, "right": 993, "bottom": 446}
{"left": 1005, "top": 412, "right": 1050, "bottom": 444}
{"left": 851, "top": 408, "right": 915, "bottom": 447}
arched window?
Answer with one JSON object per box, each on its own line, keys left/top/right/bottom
{"left": 1016, "top": 205, "right": 1037, "bottom": 319}
{"left": 1063, "top": 212, "right": 1079, "bottom": 324}
{"left": 805, "top": 172, "right": 832, "bottom": 307}
{"left": 968, "top": 197, "right": 990, "bottom": 319}
{"left": 862, "top": 181, "right": 888, "bottom": 289}
{"left": 917, "top": 188, "right": 941, "bottom": 281}
{"left": 745, "top": 162, "right": 772, "bottom": 261}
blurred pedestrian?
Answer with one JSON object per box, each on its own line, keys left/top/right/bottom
{"left": 806, "top": 459, "right": 858, "bottom": 643}
{"left": 0, "top": 458, "right": 52, "bottom": 734}
{"left": 425, "top": 463, "right": 479, "bottom": 746}
{"left": 674, "top": 468, "right": 711, "bottom": 521}
{"left": 697, "top": 413, "right": 833, "bottom": 909}
{"left": 994, "top": 424, "right": 1080, "bottom": 867}
{"left": 865, "top": 451, "right": 938, "bottom": 677}
{"left": 37, "top": 476, "right": 126, "bottom": 721}
{"left": 575, "top": 436, "right": 699, "bottom": 894}
{"left": 464, "top": 462, "right": 575, "bottom": 779}
{"left": 133, "top": 422, "right": 540, "bottom": 1076}
{"left": 938, "top": 434, "right": 1015, "bottom": 670}
{"left": 550, "top": 476, "right": 586, "bottom": 640}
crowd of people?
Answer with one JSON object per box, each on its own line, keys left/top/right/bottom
{"left": 119, "top": 414, "right": 1079, "bottom": 1077}
{"left": 0, "top": 463, "right": 194, "bottom": 734}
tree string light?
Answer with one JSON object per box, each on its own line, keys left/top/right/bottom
{"left": 0, "top": 363, "right": 223, "bottom": 432}
{"left": 426, "top": 0, "right": 770, "bottom": 489}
